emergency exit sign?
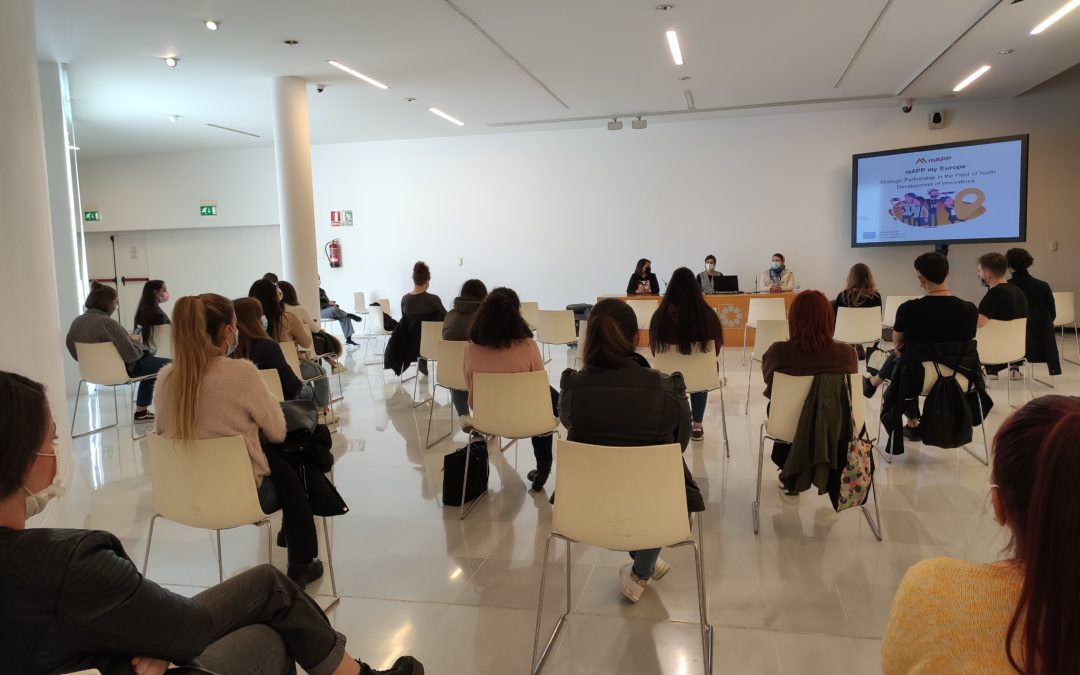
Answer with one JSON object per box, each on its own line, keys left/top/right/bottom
{"left": 200, "top": 203, "right": 217, "bottom": 216}
{"left": 83, "top": 210, "right": 100, "bottom": 222}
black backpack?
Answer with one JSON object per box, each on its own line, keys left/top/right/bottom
{"left": 919, "top": 362, "right": 973, "bottom": 448}
{"left": 442, "top": 439, "right": 489, "bottom": 506}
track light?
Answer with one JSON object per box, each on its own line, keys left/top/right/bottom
{"left": 607, "top": 118, "right": 623, "bottom": 131}
{"left": 632, "top": 116, "right": 647, "bottom": 129}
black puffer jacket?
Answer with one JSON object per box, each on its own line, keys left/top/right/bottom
{"left": 559, "top": 354, "right": 704, "bottom": 512}
{"left": 0, "top": 528, "right": 214, "bottom": 675}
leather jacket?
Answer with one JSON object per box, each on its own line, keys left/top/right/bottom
{"left": 0, "top": 527, "right": 214, "bottom": 675}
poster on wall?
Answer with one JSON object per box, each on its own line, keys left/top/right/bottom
{"left": 330, "top": 210, "right": 354, "bottom": 227}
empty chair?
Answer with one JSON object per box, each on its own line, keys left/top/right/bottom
{"left": 70, "top": 342, "right": 159, "bottom": 440}
{"left": 652, "top": 340, "right": 729, "bottom": 456}
{"left": 536, "top": 310, "right": 577, "bottom": 364}
{"left": 426, "top": 339, "right": 468, "bottom": 448}
{"left": 881, "top": 295, "right": 921, "bottom": 330}
{"left": 833, "top": 306, "right": 883, "bottom": 346}
{"left": 625, "top": 298, "right": 658, "bottom": 330}
{"left": 352, "top": 291, "right": 369, "bottom": 329}
{"left": 977, "top": 318, "right": 1029, "bottom": 408}
{"left": 259, "top": 368, "right": 286, "bottom": 402}
{"left": 363, "top": 305, "right": 393, "bottom": 364}
{"left": 149, "top": 323, "right": 173, "bottom": 359}
{"left": 412, "top": 320, "right": 444, "bottom": 405}
{"left": 520, "top": 301, "right": 540, "bottom": 331}
{"left": 744, "top": 319, "right": 790, "bottom": 414}
{"left": 1053, "top": 291, "right": 1079, "bottom": 364}
{"left": 531, "top": 440, "right": 711, "bottom": 674}
{"left": 376, "top": 298, "right": 392, "bottom": 318}
{"left": 742, "top": 298, "right": 786, "bottom": 362}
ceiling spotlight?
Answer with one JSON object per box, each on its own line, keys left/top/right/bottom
{"left": 655, "top": 3, "right": 675, "bottom": 10}
{"left": 666, "top": 30, "right": 684, "bottom": 65}
{"left": 428, "top": 107, "right": 465, "bottom": 126}
{"left": 403, "top": 97, "right": 416, "bottom": 102}
{"left": 327, "top": 60, "right": 389, "bottom": 90}
{"left": 632, "top": 116, "right": 647, "bottom": 130}
{"left": 678, "top": 75, "right": 691, "bottom": 81}
{"left": 998, "top": 49, "right": 1015, "bottom": 54}
{"left": 283, "top": 39, "right": 299, "bottom": 46}
{"left": 953, "top": 65, "right": 991, "bottom": 92}
{"left": 607, "top": 118, "right": 623, "bottom": 131}
{"left": 163, "top": 56, "right": 178, "bottom": 67}
{"left": 167, "top": 114, "right": 181, "bottom": 123}
{"left": 204, "top": 19, "right": 220, "bottom": 30}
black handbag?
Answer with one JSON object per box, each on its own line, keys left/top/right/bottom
{"left": 300, "top": 465, "right": 350, "bottom": 517}
{"left": 442, "top": 440, "right": 489, "bottom": 506}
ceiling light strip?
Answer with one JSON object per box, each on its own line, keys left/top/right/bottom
{"left": 953, "top": 65, "right": 991, "bottom": 91}
{"left": 428, "top": 108, "right": 465, "bottom": 126}
{"left": 327, "top": 60, "right": 389, "bottom": 90}
{"left": 1031, "top": 0, "right": 1080, "bottom": 34}
{"left": 834, "top": 0, "right": 896, "bottom": 88}
{"left": 666, "top": 30, "right": 684, "bottom": 65}
{"left": 205, "top": 123, "right": 261, "bottom": 138}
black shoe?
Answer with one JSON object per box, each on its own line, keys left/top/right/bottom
{"left": 347, "top": 313, "right": 363, "bottom": 322}
{"left": 345, "top": 338, "right": 359, "bottom": 346}
{"left": 528, "top": 469, "right": 549, "bottom": 492}
{"left": 276, "top": 530, "right": 287, "bottom": 548}
{"left": 902, "top": 425, "right": 921, "bottom": 442}
{"left": 862, "top": 376, "right": 877, "bottom": 399}
{"left": 358, "top": 656, "right": 425, "bottom": 675}
{"left": 286, "top": 559, "right": 324, "bottom": 587}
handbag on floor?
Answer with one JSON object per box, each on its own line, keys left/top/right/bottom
{"left": 442, "top": 440, "right": 489, "bottom": 506}
{"left": 836, "top": 378, "right": 875, "bottom": 512}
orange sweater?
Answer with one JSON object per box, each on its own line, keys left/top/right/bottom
{"left": 462, "top": 338, "right": 544, "bottom": 408}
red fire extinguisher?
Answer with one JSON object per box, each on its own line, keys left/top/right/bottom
{"left": 325, "top": 239, "right": 342, "bottom": 268}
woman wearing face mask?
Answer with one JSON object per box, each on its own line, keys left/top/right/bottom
{"left": 0, "top": 370, "right": 425, "bottom": 675}
{"left": 65, "top": 282, "right": 169, "bottom": 423}
{"left": 155, "top": 294, "right": 323, "bottom": 587}
{"left": 231, "top": 297, "right": 307, "bottom": 401}
{"left": 697, "top": 255, "right": 723, "bottom": 294}
{"left": 133, "top": 279, "right": 171, "bottom": 355}
{"left": 882, "top": 395, "right": 1080, "bottom": 673}
{"left": 757, "top": 253, "right": 795, "bottom": 293}
{"left": 627, "top": 258, "right": 661, "bottom": 295}
{"left": 278, "top": 280, "right": 347, "bottom": 375}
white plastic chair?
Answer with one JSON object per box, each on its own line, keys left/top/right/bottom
{"left": 426, "top": 340, "right": 468, "bottom": 448}
{"left": 625, "top": 298, "right": 658, "bottom": 330}
{"left": 573, "top": 320, "right": 588, "bottom": 368}
{"left": 743, "top": 319, "right": 790, "bottom": 415}
{"left": 377, "top": 298, "right": 392, "bottom": 318}
{"left": 536, "top": 310, "right": 577, "bottom": 364}
{"left": 280, "top": 340, "right": 336, "bottom": 421}
{"left": 531, "top": 440, "right": 711, "bottom": 674}
{"left": 742, "top": 298, "right": 786, "bottom": 363}
{"left": 259, "top": 368, "right": 286, "bottom": 401}
{"left": 149, "top": 323, "right": 173, "bottom": 359}
{"left": 361, "top": 305, "right": 393, "bottom": 364}
{"left": 459, "top": 371, "right": 559, "bottom": 519}
{"left": 71, "top": 342, "right": 158, "bottom": 440}
{"left": 352, "top": 291, "right": 369, "bottom": 333}
{"left": 1052, "top": 291, "right": 1079, "bottom": 365}
{"left": 833, "top": 307, "right": 883, "bottom": 346}
{"left": 652, "top": 340, "right": 729, "bottom": 456}
{"left": 520, "top": 301, "right": 541, "bottom": 331}
{"left": 977, "top": 318, "right": 1029, "bottom": 408}
{"left": 881, "top": 295, "right": 920, "bottom": 330}
{"left": 299, "top": 324, "right": 344, "bottom": 404}
{"left": 410, "top": 320, "right": 443, "bottom": 406}
{"left": 752, "top": 373, "right": 881, "bottom": 540}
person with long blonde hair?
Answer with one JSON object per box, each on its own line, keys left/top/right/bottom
{"left": 154, "top": 294, "right": 324, "bottom": 587}
{"left": 832, "top": 262, "right": 882, "bottom": 312}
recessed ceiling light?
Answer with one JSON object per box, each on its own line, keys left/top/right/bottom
{"left": 283, "top": 39, "right": 299, "bottom": 46}
{"left": 168, "top": 114, "right": 181, "bottom": 123}
{"left": 666, "top": 30, "right": 684, "bottom": 65}
{"left": 655, "top": 4, "right": 675, "bottom": 10}
{"left": 678, "top": 75, "right": 691, "bottom": 81}
{"left": 163, "top": 56, "right": 178, "bottom": 67}
{"left": 327, "top": 60, "right": 389, "bottom": 90}
{"left": 998, "top": 49, "right": 1015, "bottom": 54}
{"left": 1031, "top": 0, "right": 1080, "bottom": 34}
{"left": 204, "top": 19, "right": 220, "bottom": 30}
{"left": 953, "top": 65, "right": 991, "bottom": 91}
{"left": 403, "top": 97, "right": 416, "bottom": 102}
{"left": 428, "top": 107, "right": 465, "bottom": 126}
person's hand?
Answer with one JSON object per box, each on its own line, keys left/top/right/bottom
{"left": 130, "top": 334, "right": 142, "bottom": 343}
{"left": 131, "top": 656, "right": 169, "bottom": 675}
{"left": 330, "top": 300, "right": 337, "bottom": 306}
{"left": 771, "top": 284, "right": 781, "bottom": 293}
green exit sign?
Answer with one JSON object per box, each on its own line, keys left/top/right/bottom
{"left": 200, "top": 203, "right": 217, "bottom": 216}
{"left": 83, "top": 210, "right": 100, "bottom": 222}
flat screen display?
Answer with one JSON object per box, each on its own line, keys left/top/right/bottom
{"left": 851, "top": 135, "right": 1028, "bottom": 247}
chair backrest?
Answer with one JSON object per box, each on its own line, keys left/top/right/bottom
{"left": 625, "top": 298, "right": 658, "bottom": 330}
{"left": 519, "top": 301, "right": 540, "bottom": 330}
{"left": 746, "top": 297, "right": 786, "bottom": 328}
{"left": 150, "top": 323, "right": 173, "bottom": 359}
{"left": 1053, "top": 291, "right": 1075, "bottom": 326}
{"left": 882, "top": 295, "right": 920, "bottom": 329}
{"left": 919, "top": 361, "right": 971, "bottom": 396}
{"left": 977, "top": 318, "right": 1027, "bottom": 365}
{"left": 435, "top": 340, "right": 468, "bottom": 390}
{"left": 766, "top": 372, "right": 863, "bottom": 441}
{"left": 278, "top": 340, "right": 304, "bottom": 379}
{"left": 377, "top": 298, "right": 392, "bottom": 318}
{"left": 472, "top": 370, "right": 557, "bottom": 439}
{"left": 74, "top": 342, "right": 132, "bottom": 385}
{"left": 652, "top": 340, "right": 719, "bottom": 394}
{"left": 833, "top": 306, "right": 883, "bottom": 345}
{"left": 368, "top": 306, "right": 390, "bottom": 336}
{"left": 578, "top": 320, "right": 588, "bottom": 357}
{"left": 259, "top": 368, "right": 286, "bottom": 401}
{"left": 553, "top": 439, "right": 690, "bottom": 550}
{"left": 537, "top": 310, "right": 577, "bottom": 345}
{"left": 147, "top": 433, "right": 268, "bottom": 529}
{"left": 420, "top": 321, "right": 444, "bottom": 360}
{"left": 751, "top": 319, "right": 789, "bottom": 362}
{"left": 353, "top": 291, "right": 368, "bottom": 314}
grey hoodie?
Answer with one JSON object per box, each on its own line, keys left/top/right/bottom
{"left": 442, "top": 297, "right": 482, "bottom": 340}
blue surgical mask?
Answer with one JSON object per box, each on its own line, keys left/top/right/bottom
{"left": 771, "top": 261, "right": 782, "bottom": 270}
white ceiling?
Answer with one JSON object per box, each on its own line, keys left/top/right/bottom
{"left": 33, "top": 0, "right": 1080, "bottom": 156}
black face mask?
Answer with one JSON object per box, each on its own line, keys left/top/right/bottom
{"left": 643, "top": 268, "right": 651, "bottom": 275}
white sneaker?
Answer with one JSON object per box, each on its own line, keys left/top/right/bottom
{"left": 1009, "top": 369, "right": 1022, "bottom": 381}
{"left": 986, "top": 372, "right": 1000, "bottom": 380}
{"left": 331, "top": 362, "right": 348, "bottom": 375}
{"left": 651, "top": 557, "right": 671, "bottom": 581}
{"left": 458, "top": 415, "right": 475, "bottom": 433}
{"left": 619, "top": 564, "right": 649, "bottom": 603}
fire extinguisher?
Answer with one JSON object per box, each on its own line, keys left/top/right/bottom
{"left": 325, "top": 239, "right": 342, "bottom": 268}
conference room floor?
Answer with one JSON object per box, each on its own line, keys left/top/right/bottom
{"left": 54, "top": 340, "right": 1080, "bottom": 675}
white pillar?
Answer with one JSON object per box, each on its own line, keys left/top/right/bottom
{"left": 271, "top": 76, "right": 320, "bottom": 317}
{"left": 0, "top": 1, "right": 69, "bottom": 425}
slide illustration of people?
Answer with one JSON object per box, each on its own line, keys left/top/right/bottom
{"left": 889, "top": 187, "right": 967, "bottom": 227}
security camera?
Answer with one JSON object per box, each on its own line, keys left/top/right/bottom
{"left": 316, "top": 84, "right": 327, "bottom": 93}
{"left": 901, "top": 99, "right": 913, "bottom": 114}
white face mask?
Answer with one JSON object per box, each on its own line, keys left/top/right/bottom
{"left": 261, "top": 316, "right": 268, "bottom": 331}
{"left": 225, "top": 325, "right": 239, "bottom": 356}
{"left": 706, "top": 263, "right": 715, "bottom": 272}
{"left": 24, "top": 476, "right": 65, "bottom": 519}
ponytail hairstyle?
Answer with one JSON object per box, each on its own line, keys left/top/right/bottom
{"left": 994, "top": 395, "right": 1080, "bottom": 675}
{"left": 650, "top": 267, "right": 722, "bottom": 355}
{"left": 232, "top": 297, "right": 269, "bottom": 360}
{"left": 248, "top": 279, "right": 285, "bottom": 341}
{"left": 134, "top": 280, "right": 167, "bottom": 347}
{"left": 582, "top": 299, "right": 638, "bottom": 368}
{"left": 168, "top": 294, "right": 234, "bottom": 440}
{"left": 84, "top": 282, "right": 118, "bottom": 313}
{"left": 468, "top": 287, "right": 532, "bottom": 349}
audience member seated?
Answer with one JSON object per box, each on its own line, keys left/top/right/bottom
{"left": 559, "top": 299, "right": 703, "bottom": 603}
{"left": 464, "top": 287, "right": 558, "bottom": 491}
{"left": 1006, "top": 247, "right": 1061, "bottom": 377}
{"left": 882, "top": 395, "right": 1080, "bottom": 674}
{"left": 649, "top": 267, "right": 724, "bottom": 442}
{"left": 65, "top": 282, "right": 169, "bottom": 423}
{"left": 442, "top": 278, "right": 488, "bottom": 421}
{"left": 155, "top": 294, "right": 325, "bottom": 587}
{"left": 400, "top": 261, "right": 447, "bottom": 376}
{"left": 697, "top": 254, "right": 723, "bottom": 294}
{"left": 831, "top": 263, "right": 881, "bottom": 312}
{"left": 133, "top": 279, "right": 171, "bottom": 355}
{"left": 232, "top": 297, "right": 307, "bottom": 401}
{"left": 279, "top": 280, "right": 347, "bottom": 375}
{"left": 761, "top": 290, "right": 858, "bottom": 491}
{"left": 626, "top": 258, "right": 660, "bottom": 295}
{"left": 758, "top": 252, "right": 795, "bottom": 293}
{"left": 0, "top": 370, "right": 424, "bottom": 675}
{"left": 977, "top": 252, "right": 1029, "bottom": 379}
{"left": 250, "top": 279, "right": 333, "bottom": 423}
{"left": 319, "top": 279, "right": 362, "bottom": 347}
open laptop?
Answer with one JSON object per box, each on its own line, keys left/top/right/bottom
{"left": 713, "top": 275, "right": 740, "bottom": 293}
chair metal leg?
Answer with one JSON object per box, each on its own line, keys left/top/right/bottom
{"left": 744, "top": 361, "right": 753, "bottom": 415}
{"left": 875, "top": 385, "right": 893, "bottom": 464}
{"left": 741, "top": 325, "right": 750, "bottom": 365}
{"left": 962, "top": 396, "right": 990, "bottom": 466}
{"left": 321, "top": 517, "right": 340, "bottom": 609}
{"left": 669, "top": 525, "right": 713, "bottom": 674}
{"left": 458, "top": 431, "right": 487, "bottom": 520}
{"left": 141, "top": 513, "right": 161, "bottom": 574}
{"left": 1063, "top": 324, "right": 1080, "bottom": 365}
{"left": 71, "top": 381, "right": 119, "bottom": 439}
{"left": 70, "top": 380, "right": 84, "bottom": 437}
{"left": 215, "top": 529, "right": 225, "bottom": 583}
{"left": 752, "top": 424, "right": 765, "bottom": 534}
{"left": 425, "top": 385, "right": 453, "bottom": 449}
{"left": 718, "top": 388, "right": 730, "bottom": 458}
{"left": 860, "top": 476, "right": 883, "bottom": 541}
{"left": 1029, "top": 362, "right": 1054, "bottom": 389}
{"left": 531, "top": 534, "right": 570, "bottom": 675}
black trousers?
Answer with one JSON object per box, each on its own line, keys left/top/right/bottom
{"left": 265, "top": 449, "right": 318, "bottom": 566}
{"left": 531, "top": 387, "right": 560, "bottom": 473}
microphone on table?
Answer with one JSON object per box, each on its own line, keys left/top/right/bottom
{"left": 661, "top": 277, "right": 669, "bottom": 290}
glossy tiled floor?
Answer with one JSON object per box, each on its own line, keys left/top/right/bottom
{"left": 45, "top": 340, "right": 1080, "bottom": 674}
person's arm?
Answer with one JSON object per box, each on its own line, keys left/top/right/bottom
{"left": 254, "top": 341, "right": 302, "bottom": 400}
{"left": 106, "top": 317, "right": 143, "bottom": 365}
{"left": 558, "top": 370, "right": 575, "bottom": 433}
{"left": 527, "top": 339, "right": 545, "bottom": 372}
{"left": 241, "top": 362, "right": 286, "bottom": 443}
{"left": 434, "top": 295, "right": 447, "bottom": 319}
{"left": 627, "top": 275, "right": 638, "bottom": 295}
{"left": 977, "top": 292, "right": 995, "bottom": 328}
{"left": 761, "top": 344, "right": 778, "bottom": 396}
{"left": 670, "top": 373, "right": 692, "bottom": 451}
{"left": 287, "top": 313, "right": 313, "bottom": 349}
{"left": 779, "top": 270, "right": 795, "bottom": 292}
{"left": 651, "top": 274, "right": 661, "bottom": 294}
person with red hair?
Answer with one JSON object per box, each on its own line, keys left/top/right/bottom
{"left": 883, "top": 395, "right": 1080, "bottom": 674}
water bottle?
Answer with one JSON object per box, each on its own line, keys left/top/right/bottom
{"left": 795, "top": 282, "right": 801, "bottom": 294}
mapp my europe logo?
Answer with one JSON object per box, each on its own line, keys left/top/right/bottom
{"left": 915, "top": 155, "right": 952, "bottom": 165}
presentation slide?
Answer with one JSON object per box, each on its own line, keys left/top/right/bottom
{"left": 852, "top": 136, "right": 1026, "bottom": 247}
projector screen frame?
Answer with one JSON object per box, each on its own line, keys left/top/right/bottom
{"left": 850, "top": 134, "right": 1029, "bottom": 248}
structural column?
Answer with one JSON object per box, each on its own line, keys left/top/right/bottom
{"left": 271, "top": 76, "right": 320, "bottom": 317}
{"left": 0, "top": 1, "right": 69, "bottom": 429}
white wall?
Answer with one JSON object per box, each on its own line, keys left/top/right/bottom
{"left": 78, "top": 65, "right": 1080, "bottom": 313}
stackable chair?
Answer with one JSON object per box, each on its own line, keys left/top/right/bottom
{"left": 279, "top": 340, "right": 337, "bottom": 422}
{"left": 1052, "top": 291, "right": 1079, "bottom": 365}
{"left": 258, "top": 368, "right": 286, "bottom": 401}
{"left": 625, "top": 298, "right": 658, "bottom": 331}
{"left": 520, "top": 301, "right": 541, "bottom": 331}
{"left": 573, "top": 320, "right": 588, "bottom": 368}
{"left": 411, "top": 320, "right": 443, "bottom": 406}
{"left": 363, "top": 305, "right": 393, "bottom": 365}
{"left": 536, "top": 310, "right": 577, "bottom": 365}
{"left": 743, "top": 319, "right": 789, "bottom": 414}
{"left": 653, "top": 340, "right": 729, "bottom": 457}
{"left": 425, "top": 339, "right": 468, "bottom": 448}
{"left": 352, "top": 291, "right": 370, "bottom": 334}
{"left": 531, "top": 440, "right": 711, "bottom": 674}
{"left": 833, "top": 306, "right": 883, "bottom": 347}
{"left": 741, "top": 298, "right": 785, "bottom": 364}
{"left": 300, "top": 324, "right": 344, "bottom": 404}
{"left": 977, "top": 318, "right": 1029, "bottom": 408}
{"left": 149, "top": 323, "right": 173, "bottom": 359}
{"left": 881, "top": 295, "right": 920, "bottom": 334}
{"left": 71, "top": 342, "right": 159, "bottom": 441}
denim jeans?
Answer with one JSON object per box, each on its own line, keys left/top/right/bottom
{"left": 128, "top": 354, "right": 170, "bottom": 407}
{"left": 299, "top": 360, "right": 330, "bottom": 408}
{"left": 689, "top": 391, "right": 707, "bottom": 423}
{"left": 630, "top": 548, "right": 661, "bottom": 579}
{"left": 530, "top": 387, "right": 560, "bottom": 475}
{"left": 187, "top": 565, "right": 346, "bottom": 675}
{"left": 320, "top": 306, "right": 354, "bottom": 340}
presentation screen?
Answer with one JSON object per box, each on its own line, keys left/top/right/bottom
{"left": 851, "top": 135, "right": 1028, "bottom": 247}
